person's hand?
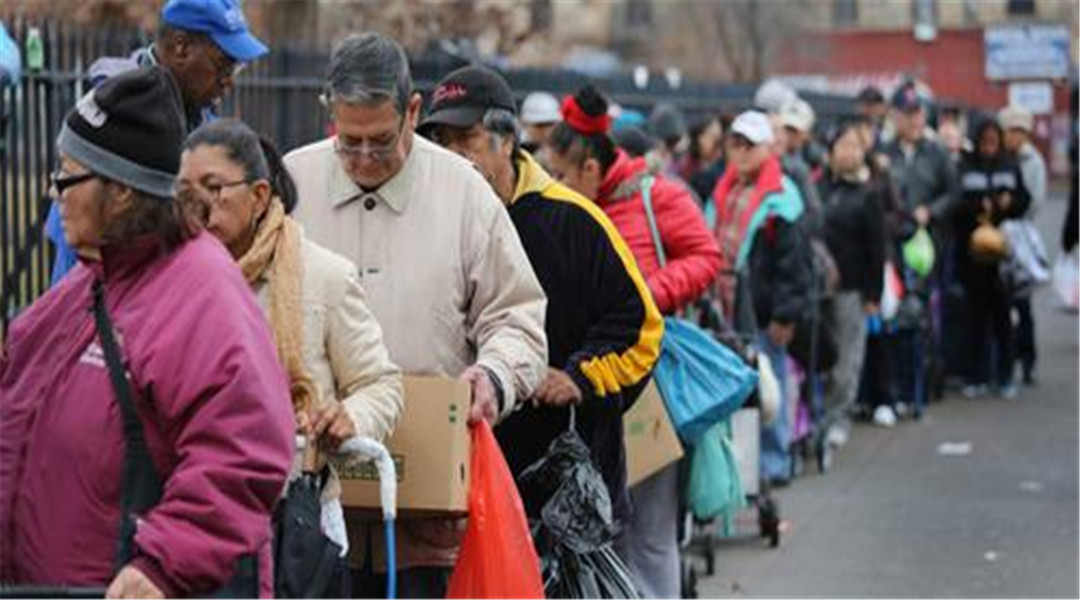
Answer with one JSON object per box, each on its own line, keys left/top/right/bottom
{"left": 913, "top": 205, "right": 931, "bottom": 227}
{"left": 767, "top": 321, "right": 796, "bottom": 348}
{"left": 106, "top": 565, "right": 163, "bottom": 599}
{"left": 864, "top": 302, "right": 880, "bottom": 316}
{"left": 461, "top": 366, "right": 498, "bottom": 425}
{"left": 532, "top": 369, "right": 584, "bottom": 407}
{"left": 310, "top": 401, "right": 358, "bottom": 453}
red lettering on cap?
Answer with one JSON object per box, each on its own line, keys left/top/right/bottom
{"left": 434, "top": 84, "right": 467, "bottom": 105}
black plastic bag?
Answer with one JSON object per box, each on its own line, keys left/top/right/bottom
{"left": 273, "top": 471, "right": 351, "bottom": 598}
{"left": 518, "top": 429, "right": 640, "bottom": 599}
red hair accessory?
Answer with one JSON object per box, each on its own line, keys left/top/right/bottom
{"left": 560, "top": 94, "right": 612, "bottom": 136}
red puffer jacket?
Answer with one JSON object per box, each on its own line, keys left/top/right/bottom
{"left": 595, "top": 150, "right": 721, "bottom": 314}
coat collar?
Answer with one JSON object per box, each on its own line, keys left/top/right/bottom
{"left": 511, "top": 151, "right": 555, "bottom": 204}
{"left": 84, "top": 233, "right": 170, "bottom": 284}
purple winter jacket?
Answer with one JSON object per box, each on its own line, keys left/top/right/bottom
{"left": 0, "top": 232, "right": 294, "bottom": 597}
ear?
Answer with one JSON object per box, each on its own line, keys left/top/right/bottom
{"left": 250, "top": 179, "right": 273, "bottom": 220}
{"left": 406, "top": 93, "right": 423, "bottom": 129}
{"left": 582, "top": 156, "right": 603, "bottom": 181}
{"left": 498, "top": 132, "right": 514, "bottom": 161}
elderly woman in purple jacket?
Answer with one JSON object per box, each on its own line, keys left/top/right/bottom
{"left": 0, "top": 68, "right": 293, "bottom": 598}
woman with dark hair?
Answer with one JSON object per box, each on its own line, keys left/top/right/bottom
{"left": 546, "top": 85, "right": 721, "bottom": 599}
{"left": 954, "top": 117, "right": 1030, "bottom": 399}
{"left": 679, "top": 114, "right": 727, "bottom": 202}
{"left": 817, "top": 120, "right": 888, "bottom": 424}
{"left": 1, "top": 68, "right": 294, "bottom": 598}
{"left": 178, "top": 118, "right": 404, "bottom": 555}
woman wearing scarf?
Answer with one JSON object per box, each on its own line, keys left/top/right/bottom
{"left": 176, "top": 118, "right": 404, "bottom": 555}
{"left": 546, "top": 86, "right": 721, "bottom": 599}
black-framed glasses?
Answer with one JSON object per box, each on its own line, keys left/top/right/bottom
{"left": 50, "top": 171, "right": 98, "bottom": 195}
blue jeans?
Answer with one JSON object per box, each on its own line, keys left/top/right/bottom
{"left": 758, "top": 332, "right": 791, "bottom": 481}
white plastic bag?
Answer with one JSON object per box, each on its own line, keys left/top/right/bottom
{"left": 1052, "top": 249, "right": 1080, "bottom": 312}
{"left": 880, "top": 261, "right": 904, "bottom": 322}
{"left": 756, "top": 352, "right": 780, "bottom": 426}
{"left": 1001, "top": 219, "right": 1050, "bottom": 297}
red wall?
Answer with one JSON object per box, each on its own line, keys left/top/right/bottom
{"left": 776, "top": 28, "right": 1071, "bottom": 112}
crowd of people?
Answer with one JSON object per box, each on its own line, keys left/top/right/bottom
{"left": 2, "top": 0, "right": 1075, "bottom": 598}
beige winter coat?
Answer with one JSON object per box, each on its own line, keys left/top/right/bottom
{"left": 252, "top": 234, "right": 404, "bottom": 499}
{"left": 284, "top": 134, "right": 548, "bottom": 571}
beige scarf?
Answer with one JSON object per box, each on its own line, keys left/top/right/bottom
{"left": 238, "top": 198, "right": 320, "bottom": 442}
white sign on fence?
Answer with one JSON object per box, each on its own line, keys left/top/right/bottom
{"left": 1008, "top": 82, "right": 1055, "bottom": 115}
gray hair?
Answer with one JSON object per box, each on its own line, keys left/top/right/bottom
{"left": 323, "top": 33, "right": 413, "bottom": 115}
{"left": 482, "top": 108, "right": 519, "bottom": 154}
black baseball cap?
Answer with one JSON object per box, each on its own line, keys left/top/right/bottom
{"left": 419, "top": 66, "right": 516, "bottom": 133}
{"left": 857, "top": 85, "right": 885, "bottom": 105}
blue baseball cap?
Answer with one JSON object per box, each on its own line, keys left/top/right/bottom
{"left": 891, "top": 82, "right": 924, "bottom": 113}
{"left": 162, "top": 0, "right": 268, "bottom": 63}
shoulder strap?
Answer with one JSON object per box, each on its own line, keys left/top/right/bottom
{"left": 92, "top": 281, "right": 163, "bottom": 573}
{"left": 703, "top": 195, "right": 717, "bottom": 231}
{"left": 639, "top": 176, "right": 667, "bottom": 268}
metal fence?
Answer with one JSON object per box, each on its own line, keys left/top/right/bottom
{"left": 1, "top": 18, "right": 855, "bottom": 335}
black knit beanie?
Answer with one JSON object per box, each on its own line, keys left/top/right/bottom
{"left": 57, "top": 66, "right": 187, "bottom": 199}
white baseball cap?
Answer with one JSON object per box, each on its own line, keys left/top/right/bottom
{"left": 520, "top": 92, "right": 561, "bottom": 125}
{"left": 730, "top": 110, "right": 775, "bottom": 146}
{"left": 998, "top": 105, "right": 1034, "bottom": 133}
{"left": 780, "top": 98, "right": 815, "bottom": 133}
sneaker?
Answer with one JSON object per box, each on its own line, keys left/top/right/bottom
{"left": 826, "top": 423, "right": 849, "bottom": 448}
{"left": 1000, "top": 384, "right": 1019, "bottom": 400}
{"left": 872, "top": 405, "right": 898, "bottom": 427}
{"left": 894, "top": 402, "right": 911, "bottom": 419}
{"left": 962, "top": 384, "right": 989, "bottom": 400}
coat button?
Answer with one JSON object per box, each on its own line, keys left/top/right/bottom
{"left": 363, "top": 196, "right": 377, "bottom": 211}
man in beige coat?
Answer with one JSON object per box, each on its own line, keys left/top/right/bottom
{"left": 284, "top": 33, "right": 548, "bottom": 598}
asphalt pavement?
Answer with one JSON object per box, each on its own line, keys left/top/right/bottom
{"left": 697, "top": 192, "right": 1079, "bottom": 598}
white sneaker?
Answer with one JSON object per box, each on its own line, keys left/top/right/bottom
{"left": 1000, "top": 384, "right": 1019, "bottom": 400}
{"left": 962, "top": 384, "right": 989, "bottom": 399}
{"left": 826, "top": 423, "right": 849, "bottom": 448}
{"left": 873, "top": 405, "right": 898, "bottom": 427}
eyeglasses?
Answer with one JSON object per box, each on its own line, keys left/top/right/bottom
{"left": 205, "top": 44, "right": 245, "bottom": 81}
{"left": 50, "top": 170, "right": 98, "bottom": 195}
{"left": 173, "top": 179, "right": 250, "bottom": 206}
{"left": 333, "top": 116, "right": 407, "bottom": 161}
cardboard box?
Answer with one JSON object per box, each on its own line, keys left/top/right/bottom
{"left": 338, "top": 376, "right": 471, "bottom": 515}
{"left": 624, "top": 381, "right": 684, "bottom": 486}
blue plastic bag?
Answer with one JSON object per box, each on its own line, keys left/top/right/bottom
{"left": 653, "top": 317, "right": 758, "bottom": 443}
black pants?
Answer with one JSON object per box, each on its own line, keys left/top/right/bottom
{"left": 352, "top": 566, "right": 450, "bottom": 599}
{"left": 963, "top": 276, "right": 1015, "bottom": 387}
{"left": 1012, "top": 297, "right": 1036, "bottom": 378}
{"left": 858, "top": 332, "right": 893, "bottom": 411}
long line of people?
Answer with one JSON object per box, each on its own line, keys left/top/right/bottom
{"left": 0, "top": 1, "right": 1063, "bottom": 596}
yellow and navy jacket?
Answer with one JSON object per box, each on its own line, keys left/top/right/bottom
{"left": 494, "top": 151, "right": 663, "bottom": 521}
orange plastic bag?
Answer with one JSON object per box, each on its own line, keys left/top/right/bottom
{"left": 446, "top": 421, "right": 544, "bottom": 599}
